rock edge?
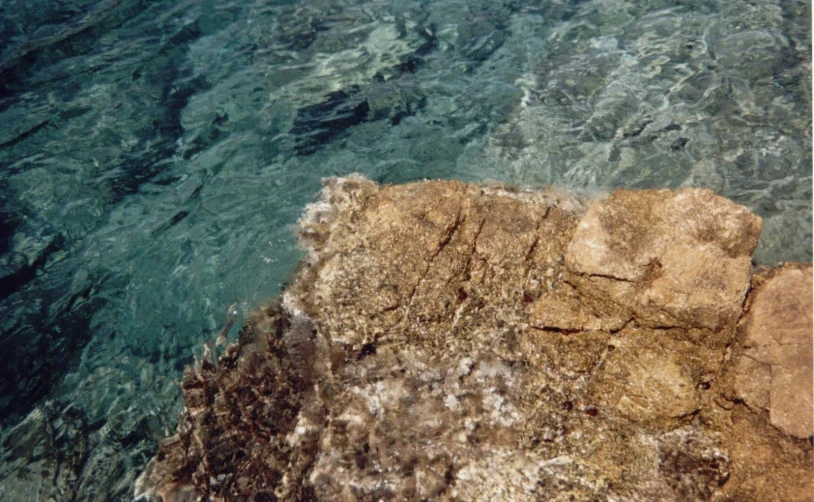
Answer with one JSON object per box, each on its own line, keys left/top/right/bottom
{"left": 136, "top": 176, "right": 813, "bottom": 502}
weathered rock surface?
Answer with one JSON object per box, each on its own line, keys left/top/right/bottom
{"left": 565, "top": 188, "right": 762, "bottom": 332}
{"left": 733, "top": 264, "right": 814, "bottom": 439}
{"left": 135, "top": 176, "right": 813, "bottom": 501}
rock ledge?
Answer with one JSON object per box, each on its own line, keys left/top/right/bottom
{"left": 136, "top": 176, "right": 813, "bottom": 501}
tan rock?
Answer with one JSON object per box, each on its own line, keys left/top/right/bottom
{"left": 528, "top": 284, "right": 628, "bottom": 332}
{"left": 296, "top": 179, "right": 586, "bottom": 359}
{"left": 733, "top": 355, "right": 771, "bottom": 410}
{"left": 735, "top": 265, "right": 814, "bottom": 438}
{"left": 136, "top": 177, "right": 812, "bottom": 502}
{"left": 589, "top": 327, "right": 723, "bottom": 422}
{"left": 309, "top": 179, "right": 467, "bottom": 345}
{"left": 714, "top": 406, "right": 814, "bottom": 501}
{"left": 521, "top": 328, "right": 609, "bottom": 380}
{"left": 565, "top": 188, "right": 762, "bottom": 331}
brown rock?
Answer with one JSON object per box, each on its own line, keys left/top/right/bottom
{"left": 589, "top": 327, "right": 725, "bottom": 422}
{"left": 528, "top": 283, "right": 628, "bottom": 332}
{"left": 734, "top": 264, "right": 813, "bottom": 438}
{"left": 713, "top": 405, "right": 814, "bottom": 501}
{"left": 521, "top": 327, "right": 609, "bottom": 380}
{"left": 733, "top": 355, "right": 771, "bottom": 410}
{"left": 657, "top": 427, "right": 730, "bottom": 501}
{"left": 310, "top": 178, "right": 467, "bottom": 345}
{"left": 565, "top": 188, "right": 762, "bottom": 331}
{"left": 136, "top": 177, "right": 812, "bottom": 502}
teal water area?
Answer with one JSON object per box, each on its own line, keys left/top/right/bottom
{"left": 0, "top": 0, "right": 810, "bottom": 499}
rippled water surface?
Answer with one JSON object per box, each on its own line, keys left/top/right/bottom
{"left": 0, "top": 0, "right": 810, "bottom": 499}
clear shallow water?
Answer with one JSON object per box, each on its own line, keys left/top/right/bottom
{"left": 0, "top": 0, "right": 810, "bottom": 499}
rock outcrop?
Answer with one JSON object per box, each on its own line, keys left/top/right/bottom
{"left": 733, "top": 265, "right": 814, "bottom": 438}
{"left": 135, "top": 176, "right": 813, "bottom": 502}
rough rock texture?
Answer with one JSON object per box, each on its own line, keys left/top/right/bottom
{"left": 565, "top": 189, "right": 762, "bottom": 332}
{"left": 733, "top": 264, "right": 814, "bottom": 439}
{"left": 135, "top": 176, "right": 813, "bottom": 501}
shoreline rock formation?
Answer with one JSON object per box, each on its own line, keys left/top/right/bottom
{"left": 135, "top": 176, "right": 813, "bottom": 501}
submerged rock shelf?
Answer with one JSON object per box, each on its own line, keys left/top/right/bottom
{"left": 136, "top": 176, "right": 812, "bottom": 501}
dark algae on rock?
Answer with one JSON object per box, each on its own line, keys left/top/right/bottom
{"left": 136, "top": 176, "right": 813, "bottom": 501}
{"left": 0, "top": 1, "right": 810, "bottom": 500}
{"left": 138, "top": 303, "right": 322, "bottom": 501}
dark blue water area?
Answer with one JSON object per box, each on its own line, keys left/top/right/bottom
{"left": 0, "top": 0, "right": 810, "bottom": 499}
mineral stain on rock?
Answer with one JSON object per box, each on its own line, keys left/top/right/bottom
{"left": 135, "top": 176, "right": 813, "bottom": 501}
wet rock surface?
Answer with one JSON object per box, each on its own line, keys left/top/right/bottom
{"left": 136, "top": 177, "right": 813, "bottom": 501}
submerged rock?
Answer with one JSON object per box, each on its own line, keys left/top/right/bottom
{"left": 135, "top": 176, "right": 812, "bottom": 501}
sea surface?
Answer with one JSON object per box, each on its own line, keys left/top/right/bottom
{"left": 0, "top": 0, "right": 810, "bottom": 499}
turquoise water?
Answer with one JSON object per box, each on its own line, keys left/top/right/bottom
{"left": 0, "top": 0, "right": 810, "bottom": 499}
